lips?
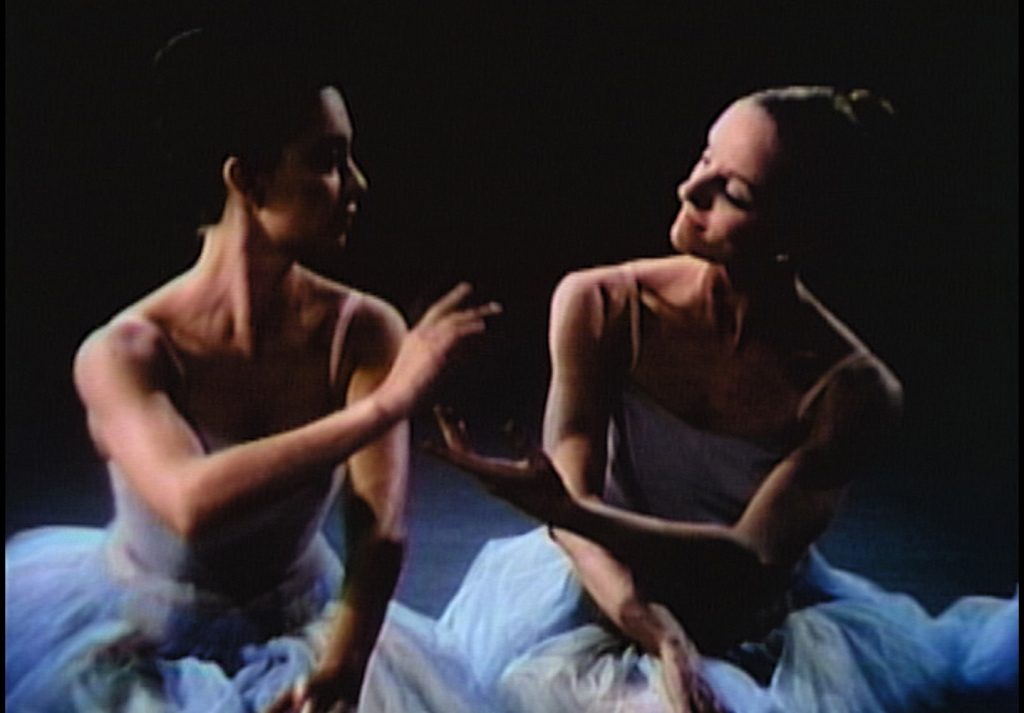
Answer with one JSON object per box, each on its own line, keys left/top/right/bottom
{"left": 340, "top": 202, "right": 358, "bottom": 228}
{"left": 681, "top": 206, "right": 705, "bottom": 232}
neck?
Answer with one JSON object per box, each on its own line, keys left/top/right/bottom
{"left": 188, "top": 204, "right": 298, "bottom": 354}
{"left": 715, "top": 258, "right": 801, "bottom": 348}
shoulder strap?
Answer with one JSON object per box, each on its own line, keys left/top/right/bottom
{"left": 796, "top": 350, "right": 873, "bottom": 420}
{"left": 328, "top": 289, "right": 365, "bottom": 395}
{"left": 618, "top": 264, "right": 643, "bottom": 372}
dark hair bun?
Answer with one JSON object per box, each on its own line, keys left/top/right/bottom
{"left": 149, "top": 23, "right": 337, "bottom": 225}
{"left": 843, "top": 88, "right": 897, "bottom": 138}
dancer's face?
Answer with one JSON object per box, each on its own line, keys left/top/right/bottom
{"left": 256, "top": 87, "right": 368, "bottom": 252}
{"left": 669, "top": 99, "right": 780, "bottom": 264}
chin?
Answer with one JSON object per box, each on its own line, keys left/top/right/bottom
{"left": 669, "top": 228, "right": 687, "bottom": 254}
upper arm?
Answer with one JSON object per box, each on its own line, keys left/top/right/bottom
{"left": 734, "top": 359, "right": 903, "bottom": 567}
{"left": 342, "top": 297, "right": 409, "bottom": 538}
{"left": 73, "top": 318, "right": 205, "bottom": 524}
{"left": 543, "top": 269, "right": 631, "bottom": 497}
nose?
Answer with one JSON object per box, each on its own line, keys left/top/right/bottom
{"left": 345, "top": 158, "right": 369, "bottom": 197}
{"left": 678, "top": 169, "right": 714, "bottom": 211}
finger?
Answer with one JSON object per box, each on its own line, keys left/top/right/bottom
{"left": 452, "top": 319, "right": 487, "bottom": 338}
{"left": 433, "top": 441, "right": 532, "bottom": 482}
{"left": 447, "top": 301, "right": 502, "bottom": 327}
{"left": 421, "top": 283, "right": 473, "bottom": 323}
{"left": 428, "top": 408, "right": 540, "bottom": 479}
{"left": 463, "top": 300, "right": 502, "bottom": 319}
{"left": 501, "top": 419, "right": 534, "bottom": 456}
{"left": 442, "top": 312, "right": 493, "bottom": 339}
{"left": 433, "top": 406, "right": 472, "bottom": 451}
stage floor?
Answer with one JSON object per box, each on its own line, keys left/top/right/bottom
{"left": 5, "top": 417, "right": 1018, "bottom": 618}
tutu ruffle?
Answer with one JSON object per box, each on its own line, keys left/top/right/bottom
{"left": 365, "top": 527, "right": 1018, "bottom": 712}
{"left": 6, "top": 526, "right": 343, "bottom": 713}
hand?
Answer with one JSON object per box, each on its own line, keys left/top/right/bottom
{"left": 262, "top": 671, "right": 357, "bottom": 713}
{"left": 378, "top": 283, "right": 501, "bottom": 417}
{"left": 649, "top": 604, "right": 731, "bottom": 713}
{"left": 426, "top": 407, "right": 573, "bottom": 522}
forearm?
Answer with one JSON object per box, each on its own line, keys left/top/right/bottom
{"left": 553, "top": 528, "right": 672, "bottom": 654}
{"left": 317, "top": 532, "right": 404, "bottom": 703}
{"left": 556, "top": 497, "right": 762, "bottom": 576}
{"left": 175, "top": 392, "right": 404, "bottom": 536}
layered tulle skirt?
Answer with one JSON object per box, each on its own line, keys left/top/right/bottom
{"left": 364, "top": 527, "right": 1018, "bottom": 712}
{"left": 7, "top": 525, "right": 1017, "bottom": 712}
{"left": 6, "top": 526, "right": 343, "bottom": 713}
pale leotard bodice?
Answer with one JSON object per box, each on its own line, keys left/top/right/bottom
{"left": 604, "top": 266, "right": 868, "bottom": 525}
{"left": 4, "top": 289, "right": 376, "bottom": 711}
{"left": 605, "top": 385, "right": 784, "bottom": 524}
{"left": 103, "top": 289, "right": 365, "bottom": 601}
{"left": 357, "top": 267, "right": 1018, "bottom": 713}
{"left": 105, "top": 462, "right": 343, "bottom": 591}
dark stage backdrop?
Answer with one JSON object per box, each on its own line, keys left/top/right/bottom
{"left": 6, "top": 2, "right": 1018, "bottom": 597}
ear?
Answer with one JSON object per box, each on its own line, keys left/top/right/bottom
{"left": 222, "top": 156, "right": 266, "bottom": 207}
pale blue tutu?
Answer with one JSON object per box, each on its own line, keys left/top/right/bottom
{"left": 365, "top": 527, "right": 1018, "bottom": 712}
{"left": 6, "top": 526, "right": 343, "bottom": 713}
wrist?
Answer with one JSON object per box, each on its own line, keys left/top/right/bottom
{"left": 371, "top": 383, "right": 411, "bottom": 423}
{"left": 620, "top": 600, "right": 671, "bottom": 654}
{"left": 313, "top": 656, "right": 365, "bottom": 706}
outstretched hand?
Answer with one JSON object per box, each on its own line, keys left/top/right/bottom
{"left": 425, "top": 407, "right": 573, "bottom": 523}
{"left": 379, "top": 283, "right": 501, "bottom": 418}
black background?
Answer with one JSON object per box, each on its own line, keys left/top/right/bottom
{"left": 6, "top": 1, "right": 1018, "bottom": 595}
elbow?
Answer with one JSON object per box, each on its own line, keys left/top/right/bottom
{"left": 720, "top": 528, "right": 773, "bottom": 577}
{"left": 166, "top": 495, "right": 204, "bottom": 541}
{"left": 164, "top": 469, "right": 214, "bottom": 541}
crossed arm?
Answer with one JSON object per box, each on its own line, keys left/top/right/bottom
{"left": 437, "top": 270, "right": 902, "bottom": 657}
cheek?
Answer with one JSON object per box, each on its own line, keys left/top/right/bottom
{"left": 715, "top": 212, "right": 758, "bottom": 242}
{"left": 298, "top": 177, "right": 340, "bottom": 212}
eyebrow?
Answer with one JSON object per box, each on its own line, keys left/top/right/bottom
{"left": 309, "top": 135, "right": 350, "bottom": 154}
{"left": 704, "top": 149, "right": 761, "bottom": 196}
{"left": 319, "top": 134, "right": 349, "bottom": 147}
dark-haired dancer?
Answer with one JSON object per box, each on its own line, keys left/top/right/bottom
{"left": 365, "top": 87, "right": 1018, "bottom": 713}
{"left": 5, "top": 26, "right": 499, "bottom": 713}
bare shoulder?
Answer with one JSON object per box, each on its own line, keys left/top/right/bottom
{"left": 341, "top": 287, "right": 407, "bottom": 368}
{"left": 297, "top": 269, "right": 407, "bottom": 346}
{"left": 628, "top": 254, "right": 708, "bottom": 284}
{"left": 824, "top": 352, "right": 903, "bottom": 423}
{"left": 353, "top": 292, "right": 407, "bottom": 355}
{"left": 552, "top": 256, "right": 713, "bottom": 335}
{"left": 551, "top": 261, "right": 647, "bottom": 329}
{"left": 73, "top": 311, "right": 177, "bottom": 402}
{"left": 629, "top": 254, "right": 717, "bottom": 307}
{"left": 805, "top": 350, "right": 904, "bottom": 471}
{"left": 548, "top": 260, "right": 682, "bottom": 371}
